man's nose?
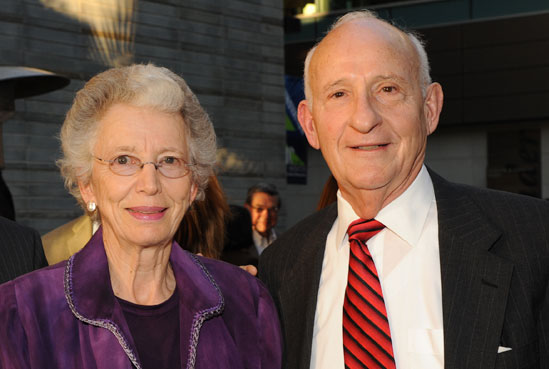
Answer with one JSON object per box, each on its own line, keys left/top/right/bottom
{"left": 350, "top": 93, "right": 382, "bottom": 133}
{"left": 259, "top": 209, "right": 270, "bottom": 219}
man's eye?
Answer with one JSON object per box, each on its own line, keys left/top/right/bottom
{"left": 333, "top": 91, "right": 345, "bottom": 98}
{"left": 382, "top": 86, "right": 397, "bottom": 93}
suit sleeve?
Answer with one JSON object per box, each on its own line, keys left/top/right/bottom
{"left": 257, "top": 282, "right": 282, "bottom": 369}
{"left": 0, "top": 282, "right": 30, "bottom": 369}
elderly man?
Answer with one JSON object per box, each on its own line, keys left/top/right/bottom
{"left": 259, "top": 10, "right": 549, "bottom": 369}
{"left": 244, "top": 183, "right": 281, "bottom": 256}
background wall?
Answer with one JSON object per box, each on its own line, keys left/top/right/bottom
{"left": 284, "top": 2, "right": 549, "bottom": 221}
{"left": 0, "top": 0, "right": 285, "bottom": 234}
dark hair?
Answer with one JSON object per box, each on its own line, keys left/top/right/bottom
{"left": 221, "top": 205, "right": 257, "bottom": 266}
{"left": 316, "top": 175, "right": 338, "bottom": 210}
{"left": 174, "top": 175, "right": 230, "bottom": 259}
{"left": 223, "top": 205, "right": 253, "bottom": 251}
{"left": 245, "top": 182, "right": 281, "bottom": 209}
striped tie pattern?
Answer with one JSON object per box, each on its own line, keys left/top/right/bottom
{"left": 343, "top": 218, "right": 395, "bottom": 369}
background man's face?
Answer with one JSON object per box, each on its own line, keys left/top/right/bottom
{"left": 245, "top": 192, "right": 278, "bottom": 237}
{"left": 299, "top": 20, "right": 440, "bottom": 207}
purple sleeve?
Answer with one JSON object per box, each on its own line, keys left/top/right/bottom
{"left": 0, "top": 282, "right": 29, "bottom": 369}
{"left": 257, "top": 283, "right": 282, "bottom": 369}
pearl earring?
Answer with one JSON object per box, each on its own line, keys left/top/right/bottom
{"left": 87, "top": 201, "right": 96, "bottom": 212}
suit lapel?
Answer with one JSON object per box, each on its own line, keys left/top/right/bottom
{"left": 431, "top": 171, "right": 514, "bottom": 369}
{"left": 278, "top": 204, "right": 337, "bottom": 369}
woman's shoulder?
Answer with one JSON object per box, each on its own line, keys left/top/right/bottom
{"left": 196, "top": 256, "right": 268, "bottom": 302}
{"left": 0, "top": 262, "right": 67, "bottom": 305}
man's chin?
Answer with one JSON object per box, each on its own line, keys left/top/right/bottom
{"left": 255, "top": 228, "right": 269, "bottom": 237}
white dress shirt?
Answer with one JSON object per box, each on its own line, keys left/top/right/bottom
{"left": 310, "top": 166, "right": 444, "bottom": 369}
{"left": 253, "top": 229, "right": 277, "bottom": 256}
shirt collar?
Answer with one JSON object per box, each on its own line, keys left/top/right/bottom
{"left": 335, "top": 165, "right": 434, "bottom": 249}
{"left": 335, "top": 191, "right": 359, "bottom": 250}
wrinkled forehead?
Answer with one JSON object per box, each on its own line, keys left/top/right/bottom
{"left": 310, "top": 19, "right": 420, "bottom": 85}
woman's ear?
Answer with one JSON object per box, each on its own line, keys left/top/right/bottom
{"left": 78, "top": 178, "right": 96, "bottom": 207}
{"left": 190, "top": 182, "right": 199, "bottom": 204}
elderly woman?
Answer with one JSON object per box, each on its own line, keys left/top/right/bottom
{"left": 0, "top": 64, "right": 281, "bottom": 369}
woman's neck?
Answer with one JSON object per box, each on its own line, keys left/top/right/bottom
{"left": 103, "top": 232, "right": 176, "bottom": 305}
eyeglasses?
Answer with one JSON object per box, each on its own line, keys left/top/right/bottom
{"left": 93, "top": 154, "right": 194, "bottom": 179}
{"left": 250, "top": 205, "right": 279, "bottom": 215}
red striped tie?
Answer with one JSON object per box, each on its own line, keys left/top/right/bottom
{"left": 343, "top": 218, "right": 395, "bottom": 369}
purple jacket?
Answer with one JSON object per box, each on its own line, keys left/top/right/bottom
{"left": 0, "top": 228, "right": 282, "bottom": 369}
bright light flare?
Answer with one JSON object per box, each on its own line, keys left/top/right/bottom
{"left": 302, "top": 3, "right": 317, "bottom": 15}
{"left": 39, "top": 0, "right": 136, "bottom": 67}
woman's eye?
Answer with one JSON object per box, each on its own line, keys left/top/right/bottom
{"left": 161, "top": 156, "right": 179, "bottom": 166}
{"left": 382, "top": 86, "right": 397, "bottom": 93}
{"left": 116, "top": 155, "right": 131, "bottom": 165}
{"left": 333, "top": 91, "right": 345, "bottom": 98}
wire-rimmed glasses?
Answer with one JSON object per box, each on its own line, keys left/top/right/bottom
{"left": 93, "top": 154, "right": 194, "bottom": 179}
{"left": 249, "top": 205, "right": 279, "bottom": 215}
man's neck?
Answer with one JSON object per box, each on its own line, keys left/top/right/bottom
{"left": 254, "top": 228, "right": 274, "bottom": 241}
{"left": 340, "top": 164, "right": 424, "bottom": 220}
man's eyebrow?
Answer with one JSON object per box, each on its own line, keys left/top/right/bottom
{"left": 320, "top": 79, "right": 347, "bottom": 92}
{"left": 374, "top": 74, "right": 409, "bottom": 84}
{"left": 320, "top": 75, "right": 410, "bottom": 92}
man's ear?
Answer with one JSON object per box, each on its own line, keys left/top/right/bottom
{"left": 423, "top": 82, "right": 444, "bottom": 135}
{"left": 297, "top": 100, "right": 320, "bottom": 149}
{"left": 78, "top": 178, "right": 96, "bottom": 207}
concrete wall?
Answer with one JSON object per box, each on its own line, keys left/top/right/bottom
{"left": 425, "top": 130, "right": 487, "bottom": 187}
{"left": 282, "top": 146, "right": 330, "bottom": 229}
{"left": 0, "top": 0, "right": 285, "bottom": 234}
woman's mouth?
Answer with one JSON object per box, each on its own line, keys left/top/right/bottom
{"left": 127, "top": 207, "right": 167, "bottom": 221}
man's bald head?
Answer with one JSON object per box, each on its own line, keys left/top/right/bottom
{"left": 303, "top": 10, "right": 431, "bottom": 109}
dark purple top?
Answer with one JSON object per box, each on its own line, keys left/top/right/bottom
{"left": 0, "top": 227, "right": 282, "bottom": 369}
{"left": 118, "top": 290, "right": 180, "bottom": 369}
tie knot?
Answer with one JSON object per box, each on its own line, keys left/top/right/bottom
{"left": 347, "top": 218, "right": 385, "bottom": 243}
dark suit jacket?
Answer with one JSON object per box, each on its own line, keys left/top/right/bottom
{"left": 0, "top": 216, "right": 47, "bottom": 284}
{"left": 259, "top": 170, "right": 549, "bottom": 369}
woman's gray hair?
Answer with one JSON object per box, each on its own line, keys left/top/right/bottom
{"left": 58, "top": 63, "right": 216, "bottom": 210}
{"left": 303, "top": 10, "right": 432, "bottom": 108}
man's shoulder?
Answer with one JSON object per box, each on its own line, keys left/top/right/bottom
{"left": 0, "top": 216, "right": 40, "bottom": 242}
{"left": 277, "top": 203, "right": 335, "bottom": 239}
{"left": 261, "top": 204, "right": 337, "bottom": 263}
{"left": 431, "top": 170, "right": 549, "bottom": 231}
{"left": 440, "top": 176, "right": 548, "bottom": 212}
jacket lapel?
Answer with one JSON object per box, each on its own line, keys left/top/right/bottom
{"left": 65, "top": 227, "right": 140, "bottom": 368}
{"left": 65, "top": 228, "right": 225, "bottom": 369}
{"left": 278, "top": 204, "right": 337, "bottom": 369}
{"left": 430, "top": 171, "right": 513, "bottom": 369}
{"left": 170, "top": 246, "right": 224, "bottom": 369}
